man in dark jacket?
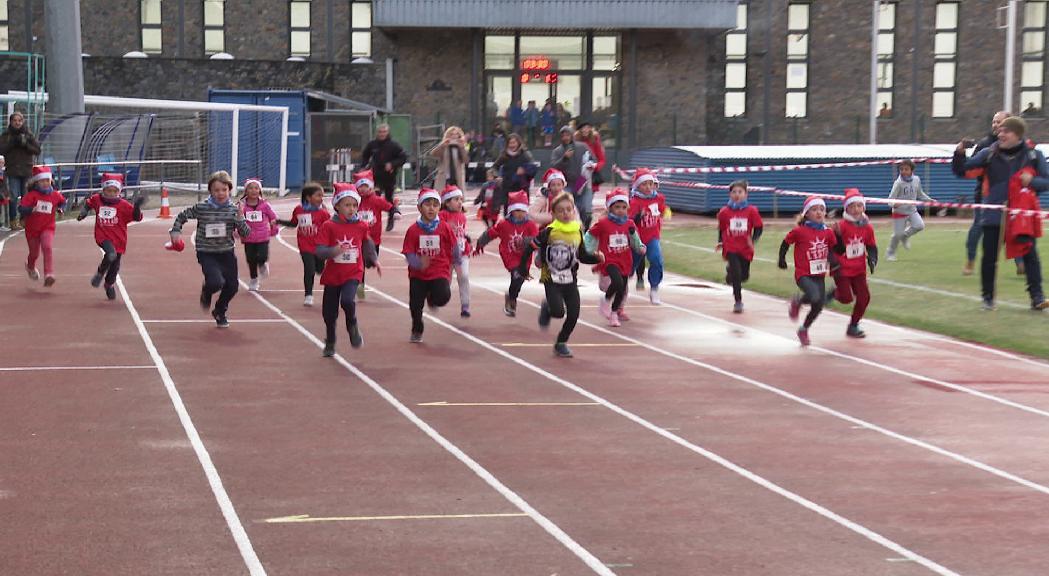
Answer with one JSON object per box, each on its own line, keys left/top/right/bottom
{"left": 953, "top": 116, "right": 1049, "bottom": 310}
{"left": 361, "top": 123, "right": 408, "bottom": 231}
{"left": 0, "top": 112, "right": 42, "bottom": 228}
{"left": 963, "top": 111, "right": 1024, "bottom": 276}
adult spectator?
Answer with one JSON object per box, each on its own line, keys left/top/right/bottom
{"left": 0, "top": 112, "right": 41, "bottom": 229}
{"left": 490, "top": 126, "right": 507, "bottom": 159}
{"left": 540, "top": 101, "right": 557, "bottom": 147}
{"left": 551, "top": 126, "right": 596, "bottom": 229}
{"left": 524, "top": 100, "right": 540, "bottom": 149}
{"left": 576, "top": 120, "right": 606, "bottom": 194}
{"left": 491, "top": 133, "right": 536, "bottom": 217}
{"left": 507, "top": 100, "right": 525, "bottom": 137}
{"left": 952, "top": 116, "right": 1049, "bottom": 310}
{"left": 431, "top": 125, "right": 468, "bottom": 190}
{"left": 361, "top": 123, "right": 408, "bottom": 232}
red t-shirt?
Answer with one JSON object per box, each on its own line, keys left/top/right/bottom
{"left": 317, "top": 218, "right": 371, "bottom": 286}
{"left": 490, "top": 217, "right": 539, "bottom": 271}
{"left": 20, "top": 189, "right": 66, "bottom": 237}
{"left": 588, "top": 217, "right": 636, "bottom": 276}
{"left": 86, "top": 194, "right": 139, "bottom": 253}
{"left": 358, "top": 193, "right": 393, "bottom": 244}
{"left": 442, "top": 209, "right": 472, "bottom": 256}
{"left": 784, "top": 224, "right": 838, "bottom": 281}
{"left": 717, "top": 204, "right": 763, "bottom": 261}
{"left": 402, "top": 220, "right": 457, "bottom": 281}
{"left": 628, "top": 194, "right": 667, "bottom": 244}
{"left": 834, "top": 219, "right": 877, "bottom": 277}
{"left": 291, "top": 205, "right": 331, "bottom": 254}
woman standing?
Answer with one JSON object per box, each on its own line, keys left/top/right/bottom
{"left": 0, "top": 112, "right": 42, "bottom": 229}
{"left": 491, "top": 133, "right": 537, "bottom": 217}
{"left": 431, "top": 126, "right": 468, "bottom": 190}
{"left": 576, "top": 121, "right": 606, "bottom": 193}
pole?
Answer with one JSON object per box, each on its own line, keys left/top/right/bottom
{"left": 278, "top": 108, "right": 289, "bottom": 196}
{"left": 386, "top": 57, "right": 395, "bottom": 111}
{"left": 44, "top": 0, "right": 86, "bottom": 114}
{"left": 230, "top": 109, "right": 240, "bottom": 187}
{"left": 869, "top": 0, "right": 879, "bottom": 145}
{"left": 1004, "top": 0, "right": 1018, "bottom": 112}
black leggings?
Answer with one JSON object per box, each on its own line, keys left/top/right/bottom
{"left": 508, "top": 270, "right": 527, "bottom": 299}
{"left": 300, "top": 252, "right": 326, "bottom": 295}
{"left": 244, "top": 242, "right": 270, "bottom": 279}
{"left": 322, "top": 280, "right": 360, "bottom": 343}
{"left": 981, "top": 225, "right": 1044, "bottom": 302}
{"left": 96, "top": 240, "right": 122, "bottom": 286}
{"left": 726, "top": 253, "right": 752, "bottom": 302}
{"left": 797, "top": 275, "right": 826, "bottom": 329}
{"left": 545, "top": 282, "right": 581, "bottom": 344}
{"left": 197, "top": 251, "right": 239, "bottom": 314}
{"left": 409, "top": 277, "right": 452, "bottom": 334}
{"left": 604, "top": 264, "right": 628, "bottom": 310}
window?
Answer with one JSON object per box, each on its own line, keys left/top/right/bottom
{"left": 932, "top": 1, "right": 958, "bottom": 117}
{"left": 785, "top": 2, "right": 809, "bottom": 118}
{"left": 0, "top": 1, "right": 8, "bottom": 51}
{"left": 724, "top": 3, "right": 747, "bottom": 117}
{"left": 141, "top": 0, "right": 162, "bottom": 54}
{"left": 290, "top": 0, "right": 311, "bottom": 58}
{"left": 877, "top": 2, "right": 896, "bottom": 117}
{"left": 350, "top": 1, "right": 371, "bottom": 57}
{"left": 1022, "top": 1, "right": 1047, "bottom": 116}
{"left": 203, "top": 0, "right": 224, "bottom": 54}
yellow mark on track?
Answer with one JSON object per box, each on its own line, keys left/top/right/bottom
{"left": 263, "top": 513, "right": 528, "bottom": 524}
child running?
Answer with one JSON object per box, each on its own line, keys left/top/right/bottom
{"left": 77, "top": 173, "right": 144, "bottom": 300}
{"left": 534, "top": 168, "right": 567, "bottom": 227}
{"left": 473, "top": 168, "right": 500, "bottom": 229}
{"left": 278, "top": 181, "right": 330, "bottom": 306}
{"left": 829, "top": 188, "right": 878, "bottom": 338}
{"left": 778, "top": 196, "right": 837, "bottom": 346}
{"left": 519, "top": 192, "right": 603, "bottom": 357}
{"left": 628, "top": 168, "right": 671, "bottom": 304}
{"left": 402, "top": 188, "right": 461, "bottom": 343}
{"left": 19, "top": 165, "right": 65, "bottom": 287}
{"left": 716, "top": 179, "right": 763, "bottom": 313}
{"left": 238, "top": 177, "right": 278, "bottom": 292}
{"left": 473, "top": 190, "right": 539, "bottom": 317}
{"left": 586, "top": 188, "right": 645, "bottom": 327}
{"left": 355, "top": 169, "right": 396, "bottom": 300}
{"left": 441, "top": 183, "right": 473, "bottom": 317}
{"left": 315, "top": 182, "right": 379, "bottom": 357}
{"left": 168, "top": 170, "right": 250, "bottom": 328}
{"left": 886, "top": 159, "right": 932, "bottom": 261}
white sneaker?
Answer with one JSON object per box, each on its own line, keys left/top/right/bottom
{"left": 599, "top": 296, "right": 613, "bottom": 319}
{"left": 608, "top": 311, "right": 621, "bottom": 327}
{"left": 26, "top": 265, "right": 39, "bottom": 281}
{"left": 304, "top": 294, "right": 314, "bottom": 306}
{"left": 886, "top": 252, "right": 898, "bottom": 262}
{"left": 260, "top": 263, "right": 270, "bottom": 278}
{"left": 649, "top": 286, "right": 661, "bottom": 305}
{"left": 248, "top": 278, "right": 259, "bottom": 292}
{"left": 902, "top": 236, "right": 911, "bottom": 250}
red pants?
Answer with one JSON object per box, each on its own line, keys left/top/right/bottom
{"left": 26, "top": 229, "right": 55, "bottom": 276}
{"left": 834, "top": 273, "right": 870, "bottom": 324}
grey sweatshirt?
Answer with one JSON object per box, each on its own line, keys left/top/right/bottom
{"left": 170, "top": 200, "right": 250, "bottom": 253}
{"left": 888, "top": 175, "right": 932, "bottom": 216}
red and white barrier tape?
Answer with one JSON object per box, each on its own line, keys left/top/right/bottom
{"left": 616, "top": 157, "right": 951, "bottom": 176}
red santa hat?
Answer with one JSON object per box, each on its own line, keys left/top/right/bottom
{"left": 630, "top": 167, "right": 659, "bottom": 194}
{"left": 802, "top": 196, "right": 827, "bottom": 214}
{"left": 507, "top": 190, "right": 530, "bottom": 213}
{"left": 332, "top": 182, "right": 361, "bottom": 206}
{"left": 242, "top": 177, "right": 263, "bottom": 191}
{"left": 28, "top": 165, "right": 53, "bottom": 185}
{"left": 441, "top": 183, "right": 464, "bottom": 203}
{"left": 605, "top": 187, "right": 630, "bottom": 209}
{"left": 353, "top": 169, "right": 374, "bottom": 189}
{"left": 543, "top": 168, "right": 567, "bottom": 186}
{"left": 101, "top": 172, "right": 125, "bottom": 191}
{"left": 842, "top": 188, "right": 865, "bottom": 210}
{"left": 417, "top": 187, "right": 441, "bottom": 205}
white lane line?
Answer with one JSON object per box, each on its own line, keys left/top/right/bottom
{"left": 0, "top": 229, "right": 24, "bottom": 261}
{"left": 142, "top": 319, "right": 284, "bottom": 324}
{"left": 115, "top": 276, "right": 267, "bottom": 576}
{"left": 0, "top": 365, "right": 155, "bottom": 372}
{"left": 359, "top": 248, "right": 960, "bottom": 576}
{"left": 241, "top": 265, "right": 615, "bottom": 576}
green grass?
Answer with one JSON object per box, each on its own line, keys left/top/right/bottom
{"left": 661, "top": 218, "right": 1049, "bottom": 360}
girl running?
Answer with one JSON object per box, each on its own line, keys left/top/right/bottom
{"left": 19, "top": 165, "right": 65, "bottom": 287}
{"left": 278, "top": 181, "right": 330, "bottom": 306}
{"left": 585, "top": 188, "right": 645, "bottom": 327}
{"left": 778, "top": 196, "right": 837, "bottom": 346}
{"left": 716, "top": 179, "right": 763, "bottom": 313}
{"left": 77, "top": 173, "right": 144, "bottom": 300}
{"left": 628, "top": 168, "right": 671, "bottom": 304}
{"left": 830, "top": 188, "right": 878, "bottom": 338}
{"left": 238, "top": 177, "right": 278, "bottom": 292}
{"left": 473, "top": 190, "right": 539, "bottom": 317}
{"left": 886, "top": 159, "right": 932, "bottom": 261}
{"left": 354, "top": 169, "right": 397, "bottom": 300}
{"left": 518, "top": 191, "right": 602, "bottom": 358}
{"left": 402, "top": 188, "right": 461, "bottom": 343}
{"left": 440, "top": 183, "right": 472, "bottom": 317}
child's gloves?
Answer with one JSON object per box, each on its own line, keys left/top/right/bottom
{"left": 165, "top": 236, "right": 185, "bottom": 252}
{"left": 867, "top": 255, "right": 878, "bottom": 275}
{"left": 777, "top": 257, "right": 788, "bottom": 270}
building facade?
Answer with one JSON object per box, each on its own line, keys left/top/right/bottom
{"left": 0, "top": 0, "right": 1045, "bottom": 160}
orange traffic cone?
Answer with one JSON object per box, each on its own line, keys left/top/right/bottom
{"left": 158, "top": 187, "right": 172, "bottom": 219}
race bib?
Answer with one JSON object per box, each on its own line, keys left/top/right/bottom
{"left": 336, "top": 248, "right": 359, "bottom": 264}
{"left": 846, "top": 241, "right": 866, "bottom": 259}
{"left": 419, "top": 235, "right": 440, "bottom": 251}
{"left": 245, "top": 210, "right": 263, "bottom": 223}
{"left": 34, "top": 201, "right": 53, "bottom": 214}
{"left": 729, "top": 217, "right": 748, "bottom": 233}
{"left": 608, "top": 233, "right": 628, "bottom": 249}
{"left": 809, "top": 259, "right": 829, "bottom": 275}
{"left": 359, "top": 211, "right": 375, "bottom": 224}
{"left": 648, "top": 203, "right": 661, "bottom": 216}
{"left": 98, "top": 206, "right": 117, "bottom": 220}
{"left": 298, "top": 213, "right": 313, "bottom": 228}
{"left": 550, "top": 268, "right": 574, "bottom": 284}
{"left": 204, "top": 223, "right": 226, "bottom": 238}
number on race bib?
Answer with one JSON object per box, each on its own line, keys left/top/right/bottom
{"left": 297, "top": 213, "right": 313, "bottom": 228}
{"left": 34, "top": 201, "right": 53, "bottom": 214}
{"left": 360, "top": 211, "right": 375, "bottom": 224}
{"left": 337, "top": 249, "right": 359, "bottom": 264}
{"left": 550, "top": 268, "right": 574, "bottom": 284}
{"left": 98, "top": 206, "right": 117, "bottom": 220}
{"left": 419, "top": 235, "right": 440, "bottom": 251}
{"left": 729, "top": 217, "right": 748, "bottom": 233}
{"left": 245, "top": 210, "right": 264, "bottom": 223}
{"left": 809, "top": 259, "right": 829, "bottom": 275}
{"left": 845, "top": 241, "right": 865, "bottom": 259}
{"left": 608, "top": 233, "right": 628, "bottom": 249}
{"left": 205, "top": 223, "right": 226, "bottom": 238}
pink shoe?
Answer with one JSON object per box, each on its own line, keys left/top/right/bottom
{"left": 599, "top": 296, "right": 613, "bottom": 320}
{"left": 617, "top": 308, "right": 630, "bottom": 321}
{"left": 797, "top": 328, "right": 811, "bottom": 346}
{"left": 788, "top": 295, "right": 801, "bottom": 321}
{"left": 608, "top": 311, "right": 621, "bottom": 327}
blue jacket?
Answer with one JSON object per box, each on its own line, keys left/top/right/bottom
{"left": 953, "top": 142, "right": 1049, "bottom": 226}
{"left": 508, "top": 106, "right": 525, "bottom": 126}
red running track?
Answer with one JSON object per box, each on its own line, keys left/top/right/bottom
{"left": 1, "top": 197, "right": 1049, "bottom": 576}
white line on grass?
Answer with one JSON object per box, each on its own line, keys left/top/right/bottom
{"left": 240, "top": 269, "right": 616, "bottom": 576}
{"left": 115, "top": 276, "right": 267, "bottom": 576}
